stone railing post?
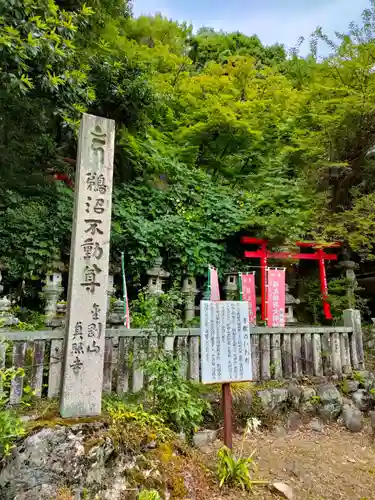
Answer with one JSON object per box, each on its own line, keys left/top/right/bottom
{"left": 147, "top": 257, "right": 170, "bottom": 296}
{"left": 182, "top": 276, "right": 198, "bottom": 322}
{"left": 43, "top": 272, "right": 63, "bottom": 326}
{"left": 344, "top": 309, "right": 364, "bottom": 370}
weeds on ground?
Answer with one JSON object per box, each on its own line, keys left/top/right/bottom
{"left": 137, "top": 490, "right": 161, "bottom": 500}
{"left": 217, "top": 418, "right": 268, "bottom": 491}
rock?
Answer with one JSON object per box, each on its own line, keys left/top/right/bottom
{"left": 352, "top": 389, "right": 372, "bottom": 412}
{"left": 355, "top": 371, "right": 375, "bottom": 390}
{"left": 273, "top": 425, "right": 287, "bottom": 438}
{"left": 341, "top": 404, "right": 364, "bottom": 432}
{"left": 0, "top": 421, "right": 201, "bottom": 500}
{"left": 317, "top": 383, "right": 343, "bottom": 421}
{"left": 343, "top": 380, "right": 359, "bottom": 393}
{"left": 0, "top": 423, "right": 114, "bottom": 500}
{"left": 287, "top": 383, "right": 302, "bottom": 410}
{"left": 257, "top": 388, "right": 288, "bottom": 412}
{"left": 308, "top": 418, "right": 324, "bottom": 433}
{"left": 193, "top": 429, "right": 217, "bottom": 448}
{"left": 299, "top": 387, "right": 317, "bottom": 415}
{"left": 271, "top": 482, "right": 294, "bottom": 499}
{"left": 369, "top": 410, "right": 375, "bottom": 437}
{"left": 287, "top": 411, "right": 302, "bottom": 431}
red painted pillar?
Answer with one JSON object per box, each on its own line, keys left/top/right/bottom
{"left": 318, "top": 249, "right": 332, "bottom": 320}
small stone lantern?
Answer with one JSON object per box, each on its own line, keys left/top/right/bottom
{"left": 147, "top": 257, "right": 170, "bottom": 296}
{"left": 224, "top": 274, "right": 238, "bottom": 300}
{"left": 43, "top": 272, "right": 64, "bottom": 326}
{"left": 340, "top": 259, "right": 357, "bottom": 309}
{"left": 285, "top": 284, "right": 300, "bottom": 324}
{"left": 182, "top": 276, "right": 198, "bottom": 322}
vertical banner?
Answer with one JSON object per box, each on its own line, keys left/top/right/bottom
{"left": 210, "top": 266, "right": 221, "bottom": 301}
{"left": 240, "top": 273, "right": 256, "bottom": 325}
{"left": 266, "top": 268, "right": 286, "bottom": 327}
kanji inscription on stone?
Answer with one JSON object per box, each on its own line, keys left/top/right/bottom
{"left": 200, "top": 301, "right": 252, "bottom": 384}
{"left": 60, "top": 114, "right": 115, "bottom": 418}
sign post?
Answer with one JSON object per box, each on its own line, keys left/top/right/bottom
{"left": 200, "top": 300, "right": 252, "bottom": 448}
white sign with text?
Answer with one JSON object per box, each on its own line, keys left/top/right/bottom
{"left": 200, "top": 301, "right": 252, "bottom": 384}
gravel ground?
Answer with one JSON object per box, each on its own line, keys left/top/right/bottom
{"left": 204, "top": 422, "right": 375, "bottom": 499}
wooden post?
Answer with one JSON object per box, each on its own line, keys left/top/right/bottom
{"left": 222, "top": 383, "right": 233, "bottom": 449}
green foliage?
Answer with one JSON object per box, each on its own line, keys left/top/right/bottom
{"left": 130, "top": 286, "right": 183, "bottom": 334}
{"left": 0, "top": 359, "right": 26, "bottom": 456}
{"left": 4, "top": 1, "right": 375, "bottom": 301}
{"left": 137, "top": 490, "right": 161, "bottom": 500}
{"left": 352, "top": 371, "right": 366, "bottom": 386}
{"left": 144, "top": 353, "right": 211, "bottom": 437}
{"left": 106, "top": 399, "right": 175, "bottom": 453}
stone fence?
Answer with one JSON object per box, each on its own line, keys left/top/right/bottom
{"left": 0, "top": 309, "right": 364, "bottom": 405}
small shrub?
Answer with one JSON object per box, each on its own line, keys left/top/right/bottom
{"left": 217, "top": 420, "right": 267, "bottom": 491}
{"left": 137, "top": 490, "right": 161, "bottom": 500}
{"left": 144, "top": 354, "right": 211, "bottom": 438}
{"left": 217, "top": 447, "right": 265, "bottom": 490}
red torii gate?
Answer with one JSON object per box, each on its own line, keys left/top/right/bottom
{"left": 241, "top": 237, "right": 341, "bottom": 321}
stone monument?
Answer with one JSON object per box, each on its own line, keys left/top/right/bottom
{"left": 60, "top": 114, "right": 115, "bottom": 418}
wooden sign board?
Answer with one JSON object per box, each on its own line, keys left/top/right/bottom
{"left": 200, "top": 301, "right": 252, "bottom": 384}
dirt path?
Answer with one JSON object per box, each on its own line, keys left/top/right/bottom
{"left": 205, "top": 422, "right": 375, "bottom": 499}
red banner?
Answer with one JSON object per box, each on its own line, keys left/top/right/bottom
{"left": 267, "top": 269, "right": 286, "bottom": 327}
{"left": 210, "top": 267, "right": 220, "bottom": 301}
{"left": 240, "top": 273, "right": 256, "bottom": 325}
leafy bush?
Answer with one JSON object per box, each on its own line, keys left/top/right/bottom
{"left": 137, "top": 490, "right": 161, "bottom": 500}
{"left": 144, "top": 354, "right": 211, "bottom": 438}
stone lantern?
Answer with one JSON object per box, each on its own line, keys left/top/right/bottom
{"left": 285, "top": 283, "right": 300, "bottom": 324}
{"left": 340, "top": 258, "right": 357, "bottom": 309}
{"left": 224, "top": 274, "right": 238, "bottom": 300}
{"left": 182, "top": 276, "right": 198, "bottom": 322}
{"left": 43, "top": 272, "right": 64, "bottom": 326}
{"left": 147, "top": 257, "right": 170, "bottom": 296}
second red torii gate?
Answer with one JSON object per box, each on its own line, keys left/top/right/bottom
{"left": 241, "top": 237, "right": 341, "bottom": 321}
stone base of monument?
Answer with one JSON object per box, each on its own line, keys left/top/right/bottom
{"left": 0, "top": 419, "right": 209, "bottom": 500}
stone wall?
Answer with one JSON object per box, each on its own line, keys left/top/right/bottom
{"left": 220, "top": 371, "right": 375, "bottom": 435}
